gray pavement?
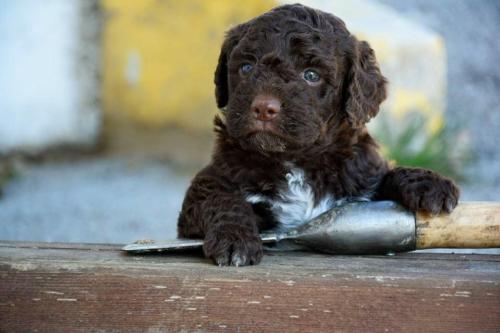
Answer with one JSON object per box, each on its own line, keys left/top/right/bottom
{"left": 0, "top": 158, "right": 190, "bottom": 243}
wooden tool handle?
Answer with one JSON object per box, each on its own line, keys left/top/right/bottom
{"left": 416, "top": 202, "right": 500, "bottom": 249}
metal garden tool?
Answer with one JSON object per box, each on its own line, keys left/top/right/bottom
{"left": 122, "top": 201, "right": 500, "bottom": 254}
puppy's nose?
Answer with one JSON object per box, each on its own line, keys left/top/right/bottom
{"left": 251, "top": 95, "right": 280, "bottom": 121}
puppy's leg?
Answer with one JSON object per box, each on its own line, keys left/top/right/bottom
{"left": 375, "top": 167, "right": 460, "bottom": 215}
{"left": 178, "top": 174, "right": 263, "bottom": 266}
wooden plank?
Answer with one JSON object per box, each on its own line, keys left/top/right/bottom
{"left": 0, "top": 242, "right": 499, "bottom": 333}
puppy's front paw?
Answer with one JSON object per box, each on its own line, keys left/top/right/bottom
{"left": 398, "top": 169, "right": 459, "bottom": 215}
{"left": 203, "top": 227, "right": 263, "bottom": 266}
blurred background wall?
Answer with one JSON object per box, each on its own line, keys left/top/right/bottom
{"left": 0, "top": 0, "right": 499, "bottom": 243}
{"left": 0, "top": 0, "right": 101, "bottom": 153}
{"left": 379, "top": 0, "right": 500, "bottom": 198}
{"left": 1, "top": 0, "right": 446, "bottom": 159}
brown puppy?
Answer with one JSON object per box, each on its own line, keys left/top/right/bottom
{"left": 178, "top": 4, "right": 459, "bottom": 266}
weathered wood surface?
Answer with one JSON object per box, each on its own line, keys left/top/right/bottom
{"left": 0, "top": 241, "right": 499, "bottom": 333}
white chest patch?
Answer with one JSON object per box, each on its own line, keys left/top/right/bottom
{"left": 246, "top": 166, "right": 343, "bottom": 232}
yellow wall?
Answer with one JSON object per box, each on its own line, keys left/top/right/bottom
{"left": 102, "top": 0, "right": 275, "bottom": 131}
{"left": 102, "top": 0, "right": 445, "bottom": 136}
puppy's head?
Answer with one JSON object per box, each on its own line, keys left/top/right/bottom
{"left": 214, "top": 4, "right": 386, "bottom": 154}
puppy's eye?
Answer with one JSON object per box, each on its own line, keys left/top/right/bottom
{"left": 303, "top": 69, "right": 321, "bottom": 83}
{"left": 239, "top": 63, "right": 253, "bottom": 75}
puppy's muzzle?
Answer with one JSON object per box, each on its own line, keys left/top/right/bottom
{"left": 251, "top": 95, "right": 281, "bottom": 122}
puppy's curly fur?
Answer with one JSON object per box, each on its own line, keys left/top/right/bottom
{"left": 178, "top": 4, "right": 459, "bottom": 266}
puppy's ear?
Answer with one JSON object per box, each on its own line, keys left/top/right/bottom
{"left": 214, "top": 24, "right": 247, "bottom": 109}
{"left": 344, "top": 39, "right": 387, "bottom": 127}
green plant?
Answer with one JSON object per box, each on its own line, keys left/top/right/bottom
{"left": 373, "top": 112, "right": 471, "bottom": 181}
{"left": 0, "top": 159, "right": 17, "bottom": 198}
